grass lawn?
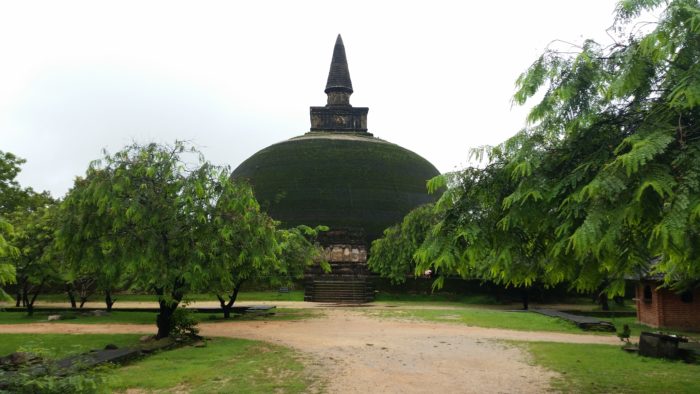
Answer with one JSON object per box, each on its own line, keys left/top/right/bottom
{"left": 521, "top": 341, "right": 700, "bottom": 393}
{"left": 30, "top": 290, "right": 305, "bottom": 304}
{"left": 107, "top": 337, "right": 313, "bottom": 393}
{"left": 366, "top": 307, "right": 700, "bottom": 339}
{"left": 0, "top": 333, "right": 141, "bottom": 359}
{"left": 374, "top": 292, "right": 502, "bottom": 305}
{"left": 0, "top": 308, "right": 320, "bottom": 325}
{"left": 366, "top": 307, "right": 591, "bottom": 333}
{"left": 0, "top": 334, "right": 314, "bottom": 393}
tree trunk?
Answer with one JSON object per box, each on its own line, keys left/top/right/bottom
{"left": 217, "top": 294, "right": 231, "bottom": 319}
{"left": 155, "top": 288, "right": 183, "bottom": 339}
{"left": 15, "top": 291, "right": 21, "bottom": 308}
{"left": 217, "top": 286, "right": 240, "bottom": 319}
{"left": 521, "top": 288, "right": 529, "bottom": 310}
{"left": 20, "top": 281, "right": 28, "bottom": 307}
{"left": 25, "top": 281, "right": 45, "bottom": 317}
{"left": 23, "top": 291, "right": 31, "bottom": 316}
{"left": 22, "top": 286, "right": 29, "bottom": 315}
{"left": 66, "top": 284, "right": 77, "bottom": 309}
{"left": 599, "top": 292, "right": 610, "bottom": 311}
{"left": 105, "top": 290, "right": 115, "bottom": 312}
{"left": 79, "top": 297, "right": 88, "bottom": 308}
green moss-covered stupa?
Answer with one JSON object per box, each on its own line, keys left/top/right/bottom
{"left": 232, "top": 35, "right": 440, "bottom": 244}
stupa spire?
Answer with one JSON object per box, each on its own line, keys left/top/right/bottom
{"left": 309, "top": 35, "right": 369, "bottom": 134}
{"left": 325, "top": 34, "right": 354, "bottom": 95}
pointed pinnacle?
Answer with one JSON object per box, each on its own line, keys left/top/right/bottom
{"left": 325, "top": 34, "right": 354, "bottom": 94}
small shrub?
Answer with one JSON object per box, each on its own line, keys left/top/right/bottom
{"left": 170, "top": 308, "right": 200, "bottom": 339}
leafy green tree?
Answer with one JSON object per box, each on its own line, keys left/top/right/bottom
{"left": 417, "top": 0, "right": 700, "bottom": 300}
{"left": 10, "top": 204, "right": 61, "bottom": 315}
{"left": 0, "top": 151, "right": 26, "bottom": 216}
{"left": 276, "top": 225, "right": 328, "bottom": 282}
{"left": 0, "top": 151, "right": 58, "bottom": 305}
{"left": 205, "top": 182, "right": 278, "bottom": 319}
{"left": 368, "top": 204, "right": 437, "bottom": 284}
{"left": 209, "top": 219, "right": 325, "bottom": 318}
{"left": 58, "top": 142, "right": 279, "bottom": 337}
{"left": 0, "top": 151, "right": 53, "bottom": 217}
{"left": 58, "top": 174, "right": 127, "bottom": 311}
{"left": 0, "top": 218, "right": 18, "bottom": 299}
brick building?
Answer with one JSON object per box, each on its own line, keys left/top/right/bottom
{"left": 636, "top": 279, "right": 700, "bottom": 331}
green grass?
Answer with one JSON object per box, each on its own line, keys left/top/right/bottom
{"left": 366, "top": 307, "right": 587, "bottom": 333}
{"left": 28, "top": 290, "right": 305, "bottom": 304}
{"left": 0, "top": 308, "right": 320, "bottom": 325}
{"left": 0, "top": 311, "right": 159, "bottom": 325}
{"left": 0, "top": 334, "right": 314, "bottom": 392}
{"left": 374, "top": 292, "right": 502, "bottom": 305}
{"left": 202, "top": 308, "right": 321, "bottom": 322}
{"left": 0, "top": 333, "right": 140, "bottom": 359}
{"left": 521, "top": 341, "right": 700, "bottom": 393}
{"left": 107, "top": 337, "right": 313, "bottom": 393}
{"left": 366, "top": 307, "right": 700, "bottom": 339}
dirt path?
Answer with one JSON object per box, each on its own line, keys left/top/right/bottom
{"left": 0, "top": 309, "right": 620, "bottom": 393}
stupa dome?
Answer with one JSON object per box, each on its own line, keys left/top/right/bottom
{"left": 232, "top": 35, "right": 440, "bottom": 243}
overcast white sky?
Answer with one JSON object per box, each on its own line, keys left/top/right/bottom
{"left": 1, "top": 0, "right": 629, "bottom": 198}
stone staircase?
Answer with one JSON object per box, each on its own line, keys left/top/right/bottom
{"left": 304, "top": 261, "right": 374, "bottom": 303}
{"left": 305, "top": 279, "right": 374, "bottom": 303}
{"left": 304, "top": 228, "right": 374, "bottom": 304}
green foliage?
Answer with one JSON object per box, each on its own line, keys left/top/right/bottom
{"left": 368, "top": 204, "right": 437, "bottom": 284}
{"left": 8, "top": 201, "right": 61, "bottom": 312}
{"left": 57, "top": 141, "right": 280, "bottom": 337}
{"left": 169, "top": 307, "right": 200, "bottom": 339}
{"left": 0, "top": 151, "right": 54, "bottom": 301}
{"left": 415, "top": 0, "right": 700, "bottom": 295}
{"left": 0, "top": 218, "right": 18, "bottom": 299}
{"left": 0, "top": 151, "right": 27, "bottom": 216}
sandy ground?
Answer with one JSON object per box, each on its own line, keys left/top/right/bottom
{"left": 0, "top": 306, "right": 621, "bottom": 393}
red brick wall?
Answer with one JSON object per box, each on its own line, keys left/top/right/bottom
{"left": 636, "top": 281, "right": 700, "bottom": 331}
{"left": 636, "top": 281, "right": 661, "bottom": 327}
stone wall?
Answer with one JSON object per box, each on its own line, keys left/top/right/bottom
{"left": 324, "top": 244, "right": 367, "bottom": 263}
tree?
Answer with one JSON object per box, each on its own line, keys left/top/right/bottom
{"left": 368, "top": 204, "right": 437, "bottom": 285}
{"left": 0, "top": 151, "right": 29, "bottom": 299}
{"left": 0, "top": 218, "right": 18, "bottom": 300}
{"left": 9, "top": 204, "right": 61, "bottom": 315}
{"left": 1, "top": 151, "right": 56, "bottom": 303}
{"left": 58, "top": 142, "right": 279, "bottom": 338}
{"left": 416, "top": 0, "right": 700, "bottom": 300}
{"left": 275, "top": 225, "right": 328, "bottom": 283}
{"left": 59, "top": 173, "right": 127, "bottom": 311}
{"left": 0, "top": 151, "right": 26, "bottom": 216}
{"left": 208, "top": 205, "right": 326, "bottom": 318}
{"left": 205, "top": 181, "right": 279, "bottom": 319}
{"left": 0, "top": 151, "right": 53, "bottom": 217}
